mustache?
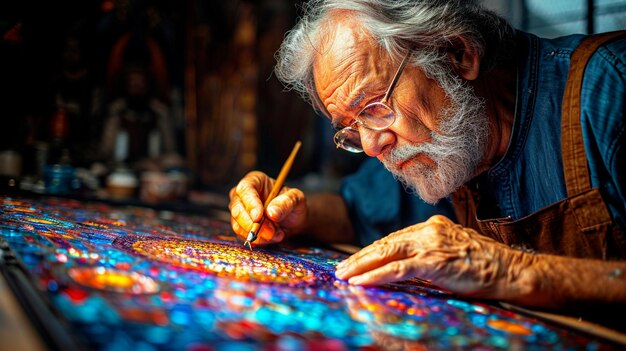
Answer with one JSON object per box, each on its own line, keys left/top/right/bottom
{"left": 382, "top": 135, "right": 448, "bottom": 167}
{"left": 383, "top": 144, "right": 421, "bottom": 167}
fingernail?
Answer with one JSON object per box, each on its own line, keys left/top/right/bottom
{"left": 335, "top": 267, "right": 346, "bottom": 278}
{"left": 348, "top": 276, "right": 363, "bottom": 285}
{"left": 267, "top": 205, "right": 278, "bottom": 219}
{"left": 336, "top": 260, "right": 347, "bottom": 268}
{"left": 251, "top": 208, "right": 260, "bottom": 220}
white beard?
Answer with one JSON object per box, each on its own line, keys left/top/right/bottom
{"left": 380, "top": 71, "right": 489, "bottom": 204}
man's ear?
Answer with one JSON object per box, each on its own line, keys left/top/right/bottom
{"left": 446, "top": 36, "right": 481, "bottom": 81}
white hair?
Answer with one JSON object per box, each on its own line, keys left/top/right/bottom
{"left": 274, "top": 0, "right": 515, "bottom": 112}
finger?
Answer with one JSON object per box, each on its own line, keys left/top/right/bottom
{"left": 235, "top": 173, "right": 269, "bottom": 221}
{"left": 336, "top": 233, "right": 414, "bottom": 268}
{"left": 246, "top": 206, "right": 289, "bottom": 247}
{"left": 229, "top": 197, "right": 246, "bottom": 220}
{"left": 335, "top": 238, "right": 415, "bottom": 280}
{"left": 268, "top": 229, "right": 285, "bottom": 245}
{"left": 266, "top": 188, "right": 304, "bottom": 222}
{"left": 336, "top": 221, "right": 434, "bottom": 270}
{"left": 347, "top": 257, "right": 419, "bottom": 286}
{"left": 246, "top": 218, "right": 283, "bottom": 246}
{"left": 230, "top": 216, "right": 248, "bottom": 241}
{"left": 229, "top": 198, "right": 254, "bottom": 234}
{"left": 231, "top": 216, "right": 240, "bottom": 233}
{"left": 335, "top": 240, "right": 388, "bottom": 274}
{"left": 256, "top": 221, "right": 275, "bottom": 244}
{"left": 266, "top": 195, "right": 290, "bottom": 222}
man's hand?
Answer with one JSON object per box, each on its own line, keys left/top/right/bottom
{"left": 228, "top": 171, "right": 308, "bottom": 246}
{"left": 335, "top": 215, "right": 537, "bottom": 301}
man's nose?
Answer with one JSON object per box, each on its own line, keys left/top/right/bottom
{"left": 359, "top": 127, "right": 395, "bottom": 157}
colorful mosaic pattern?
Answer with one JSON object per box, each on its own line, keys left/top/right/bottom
{"left": 114, "top": 236, "right": 335, "bottom": 287}
{"left": 0, "top": 196, "right": 618, "bottom": 350}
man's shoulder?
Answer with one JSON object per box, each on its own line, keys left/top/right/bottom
{"left": 554, "top": 31, "right": 626, "bottom": 69}
{"left": 526, "top": 30, "right": 626, "bottom": 95}
{"left": 580, "top": 32, "right": 626, "bottom": 92}
{"left": 517, "top": 30, "right": 585, "bottom": 55}
{"left": 517, "top": 30, "right": 626, "bottom": 55}
{"left": 586, "top": 31, "right": 626, "bottom": 70}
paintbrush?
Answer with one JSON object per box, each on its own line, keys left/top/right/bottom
{"left": 244, "top": 140, "right": 302, "bottom": 249}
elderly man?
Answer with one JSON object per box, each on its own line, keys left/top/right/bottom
{"left": 228, "top": 0, "right": 626, "bottom": 324}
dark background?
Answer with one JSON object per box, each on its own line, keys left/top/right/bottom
{"left": 0, "top": 0, "right": 366, "bottom": 198}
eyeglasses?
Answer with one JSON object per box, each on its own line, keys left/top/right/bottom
{"left": 333, "top": 50, "right": 412, "bottom": 153}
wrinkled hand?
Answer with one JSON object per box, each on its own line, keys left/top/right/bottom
{"left": 335, "top": 215, "right": 536, "bottom": 300}
{"left": 228, "top": 171, "right": 307, "bottom": 246}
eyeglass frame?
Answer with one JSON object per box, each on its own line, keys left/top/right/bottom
{"left": 332, "top": 49, "right": 412, "bottom": 153}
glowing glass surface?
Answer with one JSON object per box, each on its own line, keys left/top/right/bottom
{"left": 0, "top": 197, "right": 618, "bottom": 350}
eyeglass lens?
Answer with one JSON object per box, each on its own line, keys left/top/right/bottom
{"left": 333, "top": 127, "right": 362, "bottom": 152}
{"left": 334, "top": 102, "right": 395, "bottom": 152}
{"left": 359, "top": 102, "right": 395, "bottom": 130}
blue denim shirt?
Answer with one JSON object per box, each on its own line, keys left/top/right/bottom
{"left": 340, "top": 30, "right": 626, "bottom": 246}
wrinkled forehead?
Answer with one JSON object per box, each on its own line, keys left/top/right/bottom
{"left": 312, "top": 12, "right": 383, "bottom": 118}
{"left": 312, "top": 12, "right": 375, "bottom": 78}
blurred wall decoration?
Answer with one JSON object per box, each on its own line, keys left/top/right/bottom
{"left": 184, "top": 0, "right": 319, "bottom": 188}
{"left": 0, "top": 0, "right": 327, "bottom": 196}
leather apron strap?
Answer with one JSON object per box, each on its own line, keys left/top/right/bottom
{"left": 562, "top": 30, "right": 626, "bottom": 196}
{"left": 561, "top": 31, "right": 626, "bottom": 231}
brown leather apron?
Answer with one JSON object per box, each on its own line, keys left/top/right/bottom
{"left": 452, "top": 31, "right": 626, "bottom": 260}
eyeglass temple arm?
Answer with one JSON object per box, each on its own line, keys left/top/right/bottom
{"left": 381, "top": 50, "right": 412, "bottom": 104}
